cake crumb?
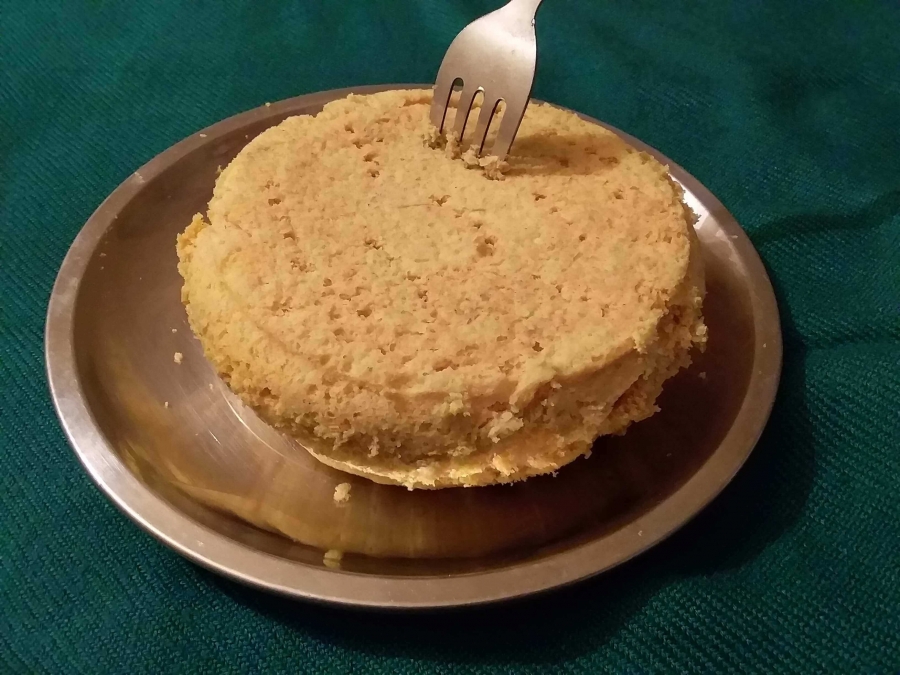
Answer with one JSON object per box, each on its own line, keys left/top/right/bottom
{"left": 698, "top": 372, "right": 707, "bottom": 380}
{"left": 333, "top": 483, "right": 351, "bottom": 505}
{"left": 461, "top": 145, "right": 480, "bottom": 168}
{"left": 164, "top": 401, "right": 169, "bottom": 409}
{"left": 171, "top": 328, "right": 177, "bottom": 333}
{"left": 209, "top": 383, "right": 214, "bottom": 390}
{"left": 460, "top": 146, "right": 507, "bottom": 179}
{"left": 368, "top": 437, "right": 380, "bottom": 457}
{"left": 173, "top": 352, "right": 183, "bottom": 364}
{"left": 444, "top": 132, "right": 462, "bottom": 159}
{"left": 323, "top": 549, "right": 343, "bottom": 569}
{"left": 422, "top": 126, "right": 444, "bottom": 149}
{"left": 427, "top": 128, "right": 507, "bottom": 179}
{"left": 479, "top": 155, "right": 508, "bottom": 180}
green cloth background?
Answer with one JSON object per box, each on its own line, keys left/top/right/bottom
{"left": 2, "top": 0, "right": 899, "bottom": 671}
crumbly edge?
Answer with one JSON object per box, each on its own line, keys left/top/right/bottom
{"left": 305, "top": 270, "right": 705, "bottom": 489}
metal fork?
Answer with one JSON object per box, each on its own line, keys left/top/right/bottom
{"left": 430, "top": 0, "right": 544, "bottom": 159}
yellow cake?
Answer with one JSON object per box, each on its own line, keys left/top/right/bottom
{"left": 177, "top": 89, "right": 706, "bottom": 489}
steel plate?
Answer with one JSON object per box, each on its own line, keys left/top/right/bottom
{"left": 46, "top": 85, "right": 782, "bottom": 608}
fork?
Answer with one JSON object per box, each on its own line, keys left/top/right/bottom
{"left": 430, "top": 0, "right": 545, "bottom": 159}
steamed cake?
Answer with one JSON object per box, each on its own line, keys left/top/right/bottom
{"left": 177, "top": 89, "right": 707, "bottom": 489}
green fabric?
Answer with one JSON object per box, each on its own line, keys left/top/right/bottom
{"left": 2, "top": 0, "right": 899, "bottom": 671}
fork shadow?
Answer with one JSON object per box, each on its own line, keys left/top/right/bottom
{"left": 504, "top": 131, "right": 629, "bottom": 177}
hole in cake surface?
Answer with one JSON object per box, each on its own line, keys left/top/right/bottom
{"left": 475, "top": 234, "right": 496, "bottom": 257}
{"left": 433, "top": 358, "right": 454, "bottom": 372}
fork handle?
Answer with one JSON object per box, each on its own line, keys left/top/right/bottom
{"left": 506, "top": 0, "right": 544, "bottom": 14}
{"left": 500, "top": 0, "right": 545, "bottom": 34}
{"left": 508, "top": 0, "right": 544, "bottom": 13}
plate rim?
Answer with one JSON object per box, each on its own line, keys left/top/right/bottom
{"left": 45, "top": 84, "right": 783, "bottom": 609}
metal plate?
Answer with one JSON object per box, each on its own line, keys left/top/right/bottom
{"left": 46, "top": 85, "right": 782, "bottom": 609}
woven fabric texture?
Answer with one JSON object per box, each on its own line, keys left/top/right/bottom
{"left": 1, "top": 1, "right": 899, "bottom": 672}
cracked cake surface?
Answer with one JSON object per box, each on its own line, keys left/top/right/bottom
{"left": 177, "top": 89, "right": 706, "bottom": 489}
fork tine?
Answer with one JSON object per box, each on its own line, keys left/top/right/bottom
{"left": 430, "top": 69, "right": 457, "bottom": 131}
{"left": 491, "top": 97, "right": 528, "bottom": 159}
{"left": 453, "top": 86, "right": 481, "bottom": 141}
{"left": 469, "top": 97, "right": 500, "bottom": 155}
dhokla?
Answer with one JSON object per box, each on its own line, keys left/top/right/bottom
{"left": 177, "top": 90, "right": 706, "bottom": 489}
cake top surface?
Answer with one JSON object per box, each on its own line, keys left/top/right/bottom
{"left": 184, "top": 89, "right": 695, "bottom": 408}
